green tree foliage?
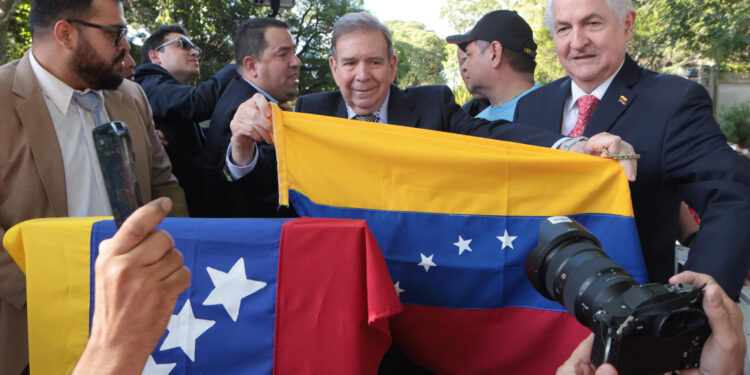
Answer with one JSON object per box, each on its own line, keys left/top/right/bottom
{"left": 1, "top": 0, "right": 28, "bottom": 64}
{"left": 439, "top": 0, "right": 510, "bottom": 35}
{"left": 719, "top": 102, "right": 750, "bottom": 148}
{"left": 510, "top": 0, "right": 566, "bottom": 84}
{"left": 1, "top": 0, "right": 363, "bottom": 93}
{"left": 438, "top": 0, "right": 565, "bottom": 105}
{"left": 387, "top": 20, "right": 447, "bottom": 88}
{"left": 126, "top": 0, "right": 363, "bottom": 95}
{"left": 628, "top": 0, "right": 750, "bottom": 72}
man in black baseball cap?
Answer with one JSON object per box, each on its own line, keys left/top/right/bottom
{"left": 446, "top": 10, "right": 541, "bottom": 122}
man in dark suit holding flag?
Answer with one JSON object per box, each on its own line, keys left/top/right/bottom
{"left": 202, "top": 17, "right": 301, "bottom": 217}
{"left": 514, "top": 0, "right": 750, "bottom": 299}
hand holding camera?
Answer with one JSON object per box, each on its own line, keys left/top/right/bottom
{"left": 526, "top": 217, "right": 745, "bottom": 375}
{"left": 557, "top": 271, "right": 745, "bottom": 375}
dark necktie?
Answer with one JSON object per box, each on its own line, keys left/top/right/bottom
{"left": 354, "top": 113, "right": 379, "bottom": 123}
{"left": 567, "top": 95, "right": 599, "bottom": 137}
{"left": 72, "top": 91, "right": 106, "bottom": 126}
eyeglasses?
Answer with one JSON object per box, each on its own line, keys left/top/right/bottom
{"left": 155, "top": 37, "right": 201, "bottom": 53}
{"left": 66, "top": 19, "right": 128, "bottom": 46}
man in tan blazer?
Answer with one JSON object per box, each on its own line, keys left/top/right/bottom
{"left": 0, "top": 0, "right": 187, "bottom": 373}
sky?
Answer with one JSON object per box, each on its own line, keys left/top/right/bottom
{"left": 363, "top": 0, "right": 456, "bottom": 38}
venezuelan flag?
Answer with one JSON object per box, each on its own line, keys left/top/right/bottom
{"left": 272, "top": 106, "right": 649, "bottom": 374}
{"left": 4, "top": 217, "right": 400, "bottom": 374}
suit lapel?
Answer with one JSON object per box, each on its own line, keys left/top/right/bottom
{"left": 544, "top": 79, "right": 571, "bottom": 133}
{"left": 331, "top": 93, "right": 348, "bottom": 118}
{"left": 386, "top": 85, "right": 419, "bottom": 126}
{"left": 13, "top": 52, "right": 68, "bottom": 216}
{"left": 583, "top": 56, "right": 639, "bottom": 136}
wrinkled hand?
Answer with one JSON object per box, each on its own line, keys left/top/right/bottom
{"left": 156, "top": 129, "right": 168, "bottom": 147}
{"left": 229, "top": 93, "right": 274, "bottom": 166}
{"left": 670, "top": 271, "right": 746, "bottom": 375}
{"left": 72, "top": 198, "right": 191, "bottom": 375}
{"left": 570, "top": 132, "right": 637, "bottom": 182}
{"left": 556, "top": 334, "right": 618, "bottom": 375}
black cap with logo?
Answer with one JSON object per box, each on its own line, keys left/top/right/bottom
{"left": 446, "top": 10, "right": 537, "bottom": 60}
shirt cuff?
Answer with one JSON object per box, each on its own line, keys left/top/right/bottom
{"left": 552, "top": 137, "right": 571, "bottom": 150}
{"left": 224, "top": 144, "right": 258, "bottom": 181}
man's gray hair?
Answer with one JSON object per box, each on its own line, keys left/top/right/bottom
{"left": 331, "top": 12, "right": 394, "bottom": 60}
{"left": 545, "top": 0, "right": 634, "bottom": 33}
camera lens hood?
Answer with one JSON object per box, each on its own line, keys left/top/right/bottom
{"left": 526, "top": 216, "right": 601, "bottom": 299}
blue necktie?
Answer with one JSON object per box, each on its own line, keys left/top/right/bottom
{"left": 72, "top": 91, "right": 106, "bottom": 126}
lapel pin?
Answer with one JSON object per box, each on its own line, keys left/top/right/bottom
{"left": 618, "top": 95, "right": 628, "bottom": 105}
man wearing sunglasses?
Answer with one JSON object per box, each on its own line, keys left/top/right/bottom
{"left": 0, "top": 1, "right": 188, "bottom": 374}
{"left": 136, "top": 25, "right": 236, "bottom": 216}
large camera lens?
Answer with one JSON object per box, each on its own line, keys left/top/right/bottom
{"left": 525, "top": 216, "right": 639, "bottom": 328}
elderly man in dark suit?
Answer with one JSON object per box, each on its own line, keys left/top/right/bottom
{"left": 514, "top": 0, "right": 750, "bottom": 299}
{"left": 0, "top": 0, "right": 187, "bottom": 373}
{"left": 135, "top": 24, "right": 236, "bottom": 216}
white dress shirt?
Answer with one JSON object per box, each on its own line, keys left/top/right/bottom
{"left": 29, "top": 51, "right": 112, "bottom": 216}
{"left": 560, "top": 60, "right": 624, "bottom": 135}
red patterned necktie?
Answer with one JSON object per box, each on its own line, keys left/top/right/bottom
{"left": 567, "top": 95, "right": 600, "bottom": 137}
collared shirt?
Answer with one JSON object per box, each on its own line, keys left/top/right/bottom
{"left": 29, "top": 51, "right": 113, "bottom": 217}
{"left": 242, "top": 77, "right": 279, "bottom": 104}
{"left": 345, "top": 91, "right": 390, "bottom": 123}
{"left": 476, "top": 83, "right": 541, "bottom": 122}
{"left": 560, "top": 60, "right": 625, "bottom": 135}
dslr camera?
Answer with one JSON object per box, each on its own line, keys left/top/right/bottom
{"left": 525, "top": 216, "right": 710, "bottom": 375}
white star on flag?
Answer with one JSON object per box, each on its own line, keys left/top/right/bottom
{"left": 394, "top": 281, "right": 405, "bottom": 296}
{"left": 497, "top": 230, "right": 518, "bottom": 250}
{"left": 160, "top": 299, "right": 216, "bottom": 361}
{"left": 453, "top": 235, "right": 472, "bottom": 255}
{"left": 203, "top": 257, "right": 267, "bottom": 321}
{"left": 418, "top": 253, "right": 437, "bottom": 272}
{"left": 141, "top": 355, "right": 176, "bottom": 375}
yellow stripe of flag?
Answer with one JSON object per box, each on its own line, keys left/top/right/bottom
{"left": 273, "top": 105, "right": 633, "bottom": 217}
{"left": 4, "top": 217, "right": 105, "bottom": 375}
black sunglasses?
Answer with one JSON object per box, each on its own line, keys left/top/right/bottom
{"left": 66, "top": 19, "right": 128, "bottom": 46}
{"left": 155, "top": 37, "right": 201, "bottom": 53}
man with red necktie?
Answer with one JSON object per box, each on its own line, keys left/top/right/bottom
{"left": 514, "top": 0, "right": 750, "bottom": 299}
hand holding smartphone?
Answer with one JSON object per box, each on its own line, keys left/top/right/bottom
{"left": 92, "top": 121, "right": 144, "bottom": 228}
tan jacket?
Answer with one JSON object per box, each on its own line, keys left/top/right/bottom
{"left": 0, "top": 51, "right": 187, "bottom": 375}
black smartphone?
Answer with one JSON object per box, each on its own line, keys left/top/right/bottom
{"left": 92, "top": 121, "right": 144, "bottom": 228}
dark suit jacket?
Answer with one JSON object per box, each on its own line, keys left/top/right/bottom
{"left": 461, "top": 97, "right": 490, "bottom": 117}
{"left": 135, "top": 63, "right": 235, "bottom": 216}
{"left": 202, "top": 76, "right": 288, "bottom": 217}
{"left": 515, "top": 56, "right": 750, "bottom": 298}
{"left": 0, "top": 52, "right": 187, "bottom": 375}
{"left": 296, "top": 84, "right": 561, "bottom": 146}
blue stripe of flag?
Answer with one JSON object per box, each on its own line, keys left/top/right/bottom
{"left": 90, "top": 218, "right": 291, "bottom": 374}
{"left": 290, "top": 190, "right": 648, "bottom": 312}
